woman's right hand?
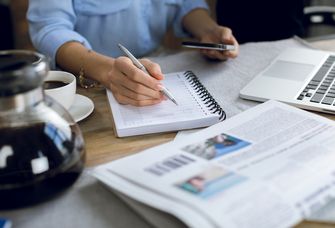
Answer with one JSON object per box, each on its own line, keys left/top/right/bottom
{"left": 56, "top": 42, "right": 164, "bottom": 106}
{"left": 103, "top": 57, "right": 165, "bottom": 106}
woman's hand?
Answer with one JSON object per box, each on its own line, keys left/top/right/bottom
{"left": 56, "top": 42, "right": 164, "bottom": 106}
{"left": 199, "top": 26, "right": 239, "bottom": 60}
{"left": 182, "top": 9, "right": 239, "bottom": 61}
{"left": 104, "top": 57, "right": 165, "bottom": 106}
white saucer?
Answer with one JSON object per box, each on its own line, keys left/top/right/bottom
{"left": 68, "top": 94, "right": 94, "bottom": 122}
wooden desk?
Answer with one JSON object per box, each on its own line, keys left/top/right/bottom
{"left": 77, "top": 87, "right": 176, "bottom": 167}
{"left": 79, "top": 38, "right": 335, "bottom": 168}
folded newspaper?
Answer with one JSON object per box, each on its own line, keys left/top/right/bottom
{"left": 92, "top": 100, "right": 335, "bottom": 228}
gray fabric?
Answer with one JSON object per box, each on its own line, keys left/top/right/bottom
{"left": 151, "top": 37, "right": 311, "bottom": 118}
{"left": 2, "top": 38, "right": 334, "bottom": 227}
{"left": 116, "top": 191, "right": 187, "bottom": 228}
{"left": 308, "top": 198, "right": 335, "bottom": 223}
{"left": 0, "top": 173, "right": 152, "bottom": 228}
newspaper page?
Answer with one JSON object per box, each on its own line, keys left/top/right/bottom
{"left": 92, "top": 100, "right": 335, "bottom": 228}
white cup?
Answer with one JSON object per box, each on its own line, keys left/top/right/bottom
{"left": 44, "top": 71, "right": 76, "bottom": 110}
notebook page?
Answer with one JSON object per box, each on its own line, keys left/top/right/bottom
{"left": 107, "top": 72, "right": 218, "bottom": 130}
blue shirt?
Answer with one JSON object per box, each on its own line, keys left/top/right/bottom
{"left": 27, "top": 0, "right": 208, "bottom": 68}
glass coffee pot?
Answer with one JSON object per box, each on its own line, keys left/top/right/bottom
{"left": 0, "top": 50, "right": 85, "bottom": 209}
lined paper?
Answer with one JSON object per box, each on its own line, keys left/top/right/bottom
{"left": 107, "top": 72, "right": 222, "bottom": 136}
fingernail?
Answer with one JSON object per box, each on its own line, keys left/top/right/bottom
{"left": 156, "top": 84, "right": 163, "bottom": 91}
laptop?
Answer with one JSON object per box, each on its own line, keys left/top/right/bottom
{"left": 240, "top": 47, "right": 335, "bottom": 114}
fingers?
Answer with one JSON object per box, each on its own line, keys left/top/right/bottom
{"left": 201, "top": 38, "right": 239, "bottom": 60}
{"left": 109, "top": 56, "right": 164, "bottom": 106}
{"left": 110, "top": 83, "right": 163, "bottom": 106}
{"left": 200, "top": 26, "right": 239, "bottom": 60}
{"left": 114, "top": 92, "right": 162, "bottom": 106}
{"left": 140, "top": 58, "right": 164, "bottom": 80}
{"left": 220, "top": 30, "right": 239, "bottom": 59}
{"left": 117, "top": 57, "right": 162, "bottom": 91}
{"left": 218, "top": 26, "right": 233, "bottom": 41}
{"left": 217, "top": 27, "right": 239, "bottom": 59}
{"left": 200, "top": 49, "right": 228, "bottom": 61}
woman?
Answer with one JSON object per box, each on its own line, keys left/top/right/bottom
{"left": 28, "top": 0, "right": 238, "bottom": 106}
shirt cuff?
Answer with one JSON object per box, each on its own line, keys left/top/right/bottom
{"left": 173, "top": 0, "right": 209, "bottom": 38}
{"left": 38, "top": 29, "right": 92, "bottom": 69}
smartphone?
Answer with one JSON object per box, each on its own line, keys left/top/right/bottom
{"left": 182, "top": 41, "right": 235, "bottom": 51}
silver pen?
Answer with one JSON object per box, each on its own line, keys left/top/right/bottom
{"left": 118, "top": 44, "right": 178, "bottom": 105}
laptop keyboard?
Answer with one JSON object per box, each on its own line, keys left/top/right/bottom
{"left": 297, "top": 55, "right": 335, "bottom": 105}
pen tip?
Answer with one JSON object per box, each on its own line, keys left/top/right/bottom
{"left": 172, "top": 99, "right": 178, "bottom": 106}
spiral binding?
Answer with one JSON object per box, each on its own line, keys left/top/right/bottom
{"left": 184, "top": 71, "right": 226, "bottom": 121}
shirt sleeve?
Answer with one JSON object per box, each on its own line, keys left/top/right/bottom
{"left": 173, "top": 0, "right": 209, "bottom": 38}
{"left": 27, "top": 0, "right": 92, "bottom": 69}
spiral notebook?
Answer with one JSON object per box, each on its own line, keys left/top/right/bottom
{"left": 106, "top": 71, "right": 225, "bottom": 137}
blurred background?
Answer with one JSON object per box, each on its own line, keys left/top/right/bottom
{"left": 1, "top": 0, "right": 335, "bottom": 51}
{"left": 304, "top": 0, "right": 335, "bottom": 39}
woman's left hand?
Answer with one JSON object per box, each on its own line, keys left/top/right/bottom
{"left": 199, "top": 26, "right": 239, "bottom": 60}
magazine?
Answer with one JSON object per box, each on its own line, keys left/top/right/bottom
{"left": 92, "top": 100, "right": 335, "bottom": 228}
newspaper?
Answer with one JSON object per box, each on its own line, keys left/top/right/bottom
{"left": 92, "top": 100, "right": 335, "bottom": 228}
